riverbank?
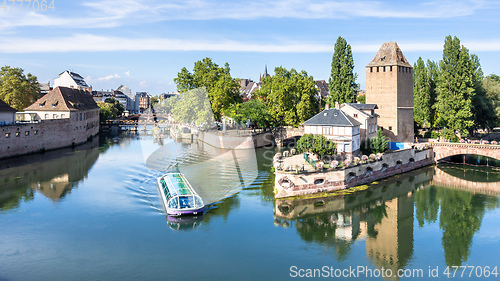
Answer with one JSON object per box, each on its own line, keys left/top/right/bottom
{"left": 274, "top": 147, "right": 434, "bottom": 198}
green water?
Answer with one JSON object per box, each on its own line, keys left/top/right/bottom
{"left": 0, "top": 133, "right": 499, "bottom": 280}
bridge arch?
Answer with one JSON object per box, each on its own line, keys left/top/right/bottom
{"left": 431, "top": 143, "right": 500, "bottom": 162}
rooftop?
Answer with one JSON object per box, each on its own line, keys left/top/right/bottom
{"left": 366, "top": 42, "right": 412, "bottom": 68}
{"left": 24, "top": 86, "right": 98, "bottom": 111}
{"left": 0, "top": 98, "right": 16, "bottom": 112}
{"left": 303, "top": 108, "right": 361, "bottom": 127}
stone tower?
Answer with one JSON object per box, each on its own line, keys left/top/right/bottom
{"left": 366, "top": 42, "right": 414, "bottom": 143}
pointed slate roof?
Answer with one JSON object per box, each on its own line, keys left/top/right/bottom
{"left": 0, "top": 98, "right": 16, "bottom": 112}
{"left": 345, "top": 103, "right": 378, "bottom": 110}
{"left": 24, "top": 86, "right": 98, "bottom": 111}
{"left": 303, "top": 108, "right": 361, "bottom": 127}
{"left": 367, "top": 42, "right": 412, "bottom": 68}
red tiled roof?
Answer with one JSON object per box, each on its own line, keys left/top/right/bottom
{"left": 24, "top": 86, "right": 98, "bottom": 111}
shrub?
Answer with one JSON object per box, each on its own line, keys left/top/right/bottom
{"left": 344, "top": 159, "right": 351, "bottom": 167}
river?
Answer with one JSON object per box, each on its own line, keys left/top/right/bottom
{"left": 1, "top": 132, "right": 499, "bottom": 280}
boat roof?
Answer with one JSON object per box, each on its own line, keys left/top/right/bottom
{"left": 160, "top": 173, "right": 197, "bottom": 197}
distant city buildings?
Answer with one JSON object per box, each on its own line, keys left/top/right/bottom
{"left": 116, "top": 85, "right": 136, "bottom": 112}
{"left": 53, "top": 70, "right": 92, "bottom": 92}
{"left": 136, "top": 92, "right": 150, "bottom": 113}
{"left": 315, "top": 80, "right": 329, "bottom": 99}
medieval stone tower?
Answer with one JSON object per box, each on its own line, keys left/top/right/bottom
{"left": 366, "top": 42, "right": 414, "bottom": 143}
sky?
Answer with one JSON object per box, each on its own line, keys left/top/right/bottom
{"left": 0, "top": 0, "right": 500, "bottom": 94}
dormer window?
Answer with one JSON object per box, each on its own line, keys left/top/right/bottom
{"left": 39, "top": 101, "right": 46, "bottom": 107}
{"left": 52, "top": 101, "right": 58, "bottom": 107}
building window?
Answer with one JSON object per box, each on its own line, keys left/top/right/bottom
{"left": 383, "top": 66, "right": 386, "bottom": 72}
{"left": 45, "top": 114, "right": 49, "bottom": 119}
{"left": 354, "top": 114, "right": 358, "bottom": 118}
{"left": 15, "top": 132, "right": 20, "bottom": 137}
{"left": 25, "top": 131, "right": 29, "bottom": 136}
{"left": 376, "top": 67, "right": 379, "bottom": 72}
{"left": 5, "top": 133, "right": 10, "bottom": 138}
{"left": 61, "top": 114, "right": 65, "bottom": 118}
{"left": 53, "top": 114, "right": 58, "bottom": 119}
{"left": 389, "top": 126, "right": 392, "bottom": 130}
{"left": 34, "top": 130, "right": 38, "bottom": 135}
{"left": 75, "top": 114, "right": 78, "bottom": 121}
{"left": 390, "top": 66, "right": 393, "bottom": 71}
{"left": 370, "top": 67, "right": 373, "bottom": 73}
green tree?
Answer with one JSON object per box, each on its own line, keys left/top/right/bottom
{"left": 328, "top": 36, "right": 358, "bottom": 105}
{"left": 413, "top": 57, "right": 435, "bottom": 127}
{"left": 371, "top": 129, "right": 389, "bottom": 154}
{"left": 470, "top": 56, "right": 497, "bottom": 131}
{"left": 170, "top": 87, "right": 215, "bottom": 126}
{"left": 356, "top": 92, "right": 366, "bottom": 104}
{"left": 150, "top": 96, "right": 159, "bottom": 106}
{"left": 482, "top": 75, "right": 500, "bottom": 123}
{"left": 98, "top": 97, "right": 124, "bottom": 120}
{"left": 0, "top": 66, "right": 40, "bottom": 111}
{"left": 174, "top": 58, "right": 241, "bottom": 120}
{"left": 435, "top": 36, "right": 476, "bottom": 136}
{"left": 223, "top": 99, "right": 275, "bottom": 129}
{"left": 296, "top": 134, "right": 336, "bottom": 160}
{"left": 255, "top": 67, "right": 319, "bottom": 127}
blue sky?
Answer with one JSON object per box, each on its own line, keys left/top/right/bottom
{"left": 0, "top": 0, "right": 499, "bottom": 94}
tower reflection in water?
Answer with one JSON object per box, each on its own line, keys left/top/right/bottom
{"left": 274, "top": 164, "right": 500, "bottom": 277}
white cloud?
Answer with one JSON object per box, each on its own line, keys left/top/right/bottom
{"left": 97, "top": 74, "right": 120, "bottom": 81}
{"left": 1, "top": 33, "right": 500, "bottom": 54}
{"left": 0, "top": 0, "right": 494, "bottom": 31}
{"left": 125, "top": 71, "right": 132, "bottom": 78}
{"left": 139, "top": 80, "right": 147, "bottom": 86}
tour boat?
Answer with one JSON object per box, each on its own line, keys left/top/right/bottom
{"left": 157, "top": 173, "right": 205, "bottom": 216}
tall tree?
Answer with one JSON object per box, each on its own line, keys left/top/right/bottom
{"left": 427, "top": 60, "right": 440, "bottom": 126}
{"left": 413, "top": 57, "right": 434, "bottom": 127}
{"left": 255, "top": 67, "right": 319, "bottom": 127}
{"left": 328, "top": 36, "right": 358, "bottom": 105}
{"left": 173, "top": 58, "right": 241, "bottom": 120}
{"left": 482, "top": 75, "right": 500, "bottom": 123}
{"left": 435, "top": 36, "right": 476, "bottom": 136}
{"left": 470, "top": 55, "right": 497, "bottom": 131}
{"left": 0, "top": 66, "right": 40, "bottom": 111}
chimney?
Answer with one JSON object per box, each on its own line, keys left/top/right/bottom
{"left": 325, "top": 104, "right": 330, "bottom": 110}
{"left": 335, "top": 102, "right": 339, "bottom": 109}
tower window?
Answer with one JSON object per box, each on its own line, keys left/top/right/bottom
{"left": 370, "top": 67, "right": 373, "bottom": 72}
{"left": 377, "top": 67, "right": 379, "bottom": 72}
{"left": 390, "top": 66, "right": 393, "bottom": 71}
{"left": 383, "top": 66, "right": 386, "bottom": 72}
{"left": 389, "top": 126, "right": 393, "bottom": 130}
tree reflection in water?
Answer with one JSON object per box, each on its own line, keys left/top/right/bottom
{"left": 275, "top": 165, "right": 500, "bottom": 274}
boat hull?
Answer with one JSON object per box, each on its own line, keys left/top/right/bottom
{"left": 166, "top": 207, "right": 204, "bottom": 216}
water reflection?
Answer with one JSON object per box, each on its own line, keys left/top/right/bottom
{"left": 0, "top": 138, "right": 99, "bottom": 211}
{"left": 275, "top": 165, "right": 500, "bottom": 278}
{"left": 166, "top": 215, "right": 204, "bottom": 231}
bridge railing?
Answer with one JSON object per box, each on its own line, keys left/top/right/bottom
{"left": 430, "top": 142, "right": 500, "bottom": 150}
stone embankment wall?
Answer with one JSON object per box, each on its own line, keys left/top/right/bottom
{"left": 0, "top": 119, "right": 99, "bottom": 159}
{"left": 274, "top": 148, "right": 434, "bottom": 198}
{"left": 194, "top": 131, "right": 275, "bottom": 149}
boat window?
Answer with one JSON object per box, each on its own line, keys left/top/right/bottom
{"left": 179, "top": 196, "right": 195, "bottom": 209}
{"left": 168, "top": 197, "right": 179, "bottom": 209}
{"left": 194, "top": 196, "right": 203, "bottom": 208}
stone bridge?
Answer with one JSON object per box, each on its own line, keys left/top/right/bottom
{"left": 431, "top": 142, "right": 500, "bottom": 161}
{"left": 273, "top": 127, "right": 304, "bottom": 145}
{"left": 432, "top": 165, "right": 500, "bottom": 195}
